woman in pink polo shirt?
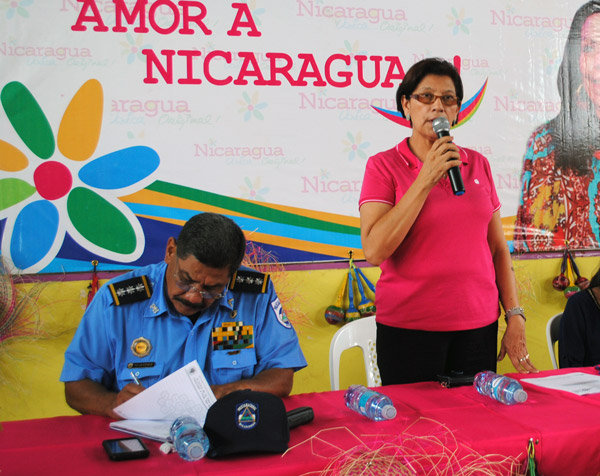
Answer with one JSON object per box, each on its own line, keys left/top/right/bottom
{"left": 359, "top": 57, "right": 537, "bottom": 384}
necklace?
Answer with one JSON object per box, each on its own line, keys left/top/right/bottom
{"left": 587, "top": 288, "right": 600, "bottom": 311}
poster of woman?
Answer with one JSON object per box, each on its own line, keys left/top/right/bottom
{"left": 514, "top": 1, "right": 600, "bottom": 252}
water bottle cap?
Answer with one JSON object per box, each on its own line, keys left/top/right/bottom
{"left": 382, "top": 405, "right": 397, "bottom": 420}
{"left": 186, "top": 441, "right": 207, "bottom": 460}
{"left": 514, "top": 389, "right": 528, "bottom": 403}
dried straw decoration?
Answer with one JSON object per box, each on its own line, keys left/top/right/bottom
{"left": 0, "top": 259, "right": 46, "bottom": 356}
{"left": 287, "top": 418, "right": 529, "bottom": 476}
{"left": 242, "top": 241, "right": 310, "bottom": 329}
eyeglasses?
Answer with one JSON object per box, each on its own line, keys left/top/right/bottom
{"left": 172, "top": 260, "right": 228, "bottom": 299}
{"left": 409, "top": 92, "right": 459, "bottom": 106}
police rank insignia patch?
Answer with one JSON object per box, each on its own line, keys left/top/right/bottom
{"left": 108, "top": 276, "right": 152, "bottom": 306}
{"left": 236, "top": 400, "right": 258, "bottom": 430}
{"left": 131, "top": 337, "right": 152, "bottom": 357}
{"left": 212, "top": 321, "right": 254, "bottom": 350}
{"left": 229, "top": 270, "right": 269, "bottom": 293}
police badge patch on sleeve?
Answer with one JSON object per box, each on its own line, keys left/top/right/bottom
{"left": 271, "top": 297, "right": 291, "bottom": 328}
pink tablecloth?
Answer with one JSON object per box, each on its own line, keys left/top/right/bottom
{"left": 2, "top": 367, "right": 600, "bottom": 476}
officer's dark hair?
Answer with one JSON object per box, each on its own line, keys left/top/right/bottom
{"left": 176, "top": 213, "right": 246, "bottom": 275}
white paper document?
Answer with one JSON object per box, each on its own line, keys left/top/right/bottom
{"left": 109, "top": 360, "right": 216, "bottom": 441}
{"left": 521, "top": 372, "right": 600, "bottom": 396}
{"left": 109, "top": 419, "right": 175, "bottom": 442}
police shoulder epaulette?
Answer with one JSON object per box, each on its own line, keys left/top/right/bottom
{"left": 108, "top": 275, "right": 153, "bottom": 306}
{"left": 229, "top": 269, "right": 270, "bottom": 293}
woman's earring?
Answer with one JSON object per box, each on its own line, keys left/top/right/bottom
{"left": 406, "top": 112, "right": 411, "bottom": 122}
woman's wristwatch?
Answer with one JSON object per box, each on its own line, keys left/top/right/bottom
{"left": 504, "top": 306, "right": 526, "bottom": 324}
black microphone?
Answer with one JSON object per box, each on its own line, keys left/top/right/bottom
{"left": 432, "top": 117, "right": 465, "bottom": 196}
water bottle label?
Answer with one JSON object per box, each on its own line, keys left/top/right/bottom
{"left": 490, "top": 378, "right": 503, "bottom": 399}
{"left": 357, "top": 391, "right": 374, "bottom": 414}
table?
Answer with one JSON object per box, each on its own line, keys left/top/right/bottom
{"left": 2, "top": 367, "right": 600, "bottom": 476}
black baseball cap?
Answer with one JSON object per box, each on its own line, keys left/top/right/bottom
{"left": 203, "top": 389, "right": 290, "bottom": 458}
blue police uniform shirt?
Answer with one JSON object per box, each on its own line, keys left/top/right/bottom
{"left": 60, "top": 262, "right": 307, "bottom": 390}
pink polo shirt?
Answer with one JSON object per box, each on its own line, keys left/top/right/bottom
{"left": 359, "top": 138, "right": 501, "bottom": 331}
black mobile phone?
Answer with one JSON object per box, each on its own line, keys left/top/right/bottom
{"left": 102, "top": 437, "right": 150, "bottom": 461}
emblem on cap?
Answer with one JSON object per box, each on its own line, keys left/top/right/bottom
{"left": 236, "top": 400, "right": 259, "bottom": 430}
{"left": 131, "top": 337, "right": 152, "bottom": 357}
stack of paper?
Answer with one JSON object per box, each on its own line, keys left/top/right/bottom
{"left": 109, "top": 360, "right": 217, "bottom": 441}
{"left": 521, "top": 372, "right": 600, "bottom": 396}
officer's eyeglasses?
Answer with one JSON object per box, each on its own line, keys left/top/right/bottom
{"left": 172, "top": 260, "right": 228, "bottom": 299}
{"left": 409, "top": 92, "right": 459, "bottom": 106}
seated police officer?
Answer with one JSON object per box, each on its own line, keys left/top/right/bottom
{"left": 60, "top": 213, "right": 307, "bottom": 419}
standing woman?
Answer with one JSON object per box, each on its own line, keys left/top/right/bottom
{"left": 359, "top": 58, "right": 537, "bottom": 385}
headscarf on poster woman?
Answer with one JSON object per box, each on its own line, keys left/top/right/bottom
{"left": 514, "top": 1, "right": 600, "bottom": 252}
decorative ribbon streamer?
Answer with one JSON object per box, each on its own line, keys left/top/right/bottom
{"left": 526, "top": 438, "right": 538, "bottom": 476}
{"left": 567, "top": 248, "right": 589, "bottom": 290}
{"left": 86, "top": 260, "right": 99, "bottom": 309}
{"left": 352, "top": 267, "right": 375, "bottom": 317}
{"left": 345, "top": 266, "right": 361, "bottom": 322}
{"left": 354, "top": 266, "right": 376, "bottom": 295}
{"left": 552, "top": 248, "right": 570, "bottom": 291}
{"left": 563, "top": 251, "right": 580, "bottom": 299}
{"left": 324, "top": 271, "right": 348, "bottom": 325}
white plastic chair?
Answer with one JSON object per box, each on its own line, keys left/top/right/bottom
{"left": 328, "top": 315, "right": 381, "bottom": 391}
{"left": 546, "top": 312, "right": 563, "bottom": 369}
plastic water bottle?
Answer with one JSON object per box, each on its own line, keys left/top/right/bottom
{"left": 474, "top": 371, "right": 528, "bottom": 405}
{"left": 170, "top": 416, "right": 210, "bottom": 461}
{"left": 344, "top": 384, "right": 397, "bottom": 421}
{"left": 474, "top": 370, "right": 497, "bottom": 396}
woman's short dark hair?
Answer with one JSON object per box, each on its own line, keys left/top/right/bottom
{"left": 176, "top": 213, "right": 246, "bottom": 275}
{"left": 551, "top": 1, "right": 600, "bottom": 174}
{"left": 395, "top": 57, "right": 464, "bottom": 118}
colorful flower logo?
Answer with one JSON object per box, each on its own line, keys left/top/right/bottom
{"left": 0, "top": 80, "right": 160, "bottom": 272}
{"left": 238, "top": 91, "right": 267, "bottom": 121}
{"left": 2, "top": 0, "right": 33, "bottom": 19}
{"left": 447, "top": 7, "right": 473, "bottom": 35}
{"left": 339, "top": 40, "right": 367, "bottom": 59}
{"left": 247, "top": 0, "right": 265, "bottom": 27}
{"left": 120, "top": 33, "right": 151, "bottom": 65}
{"left": 240, "top": 177, "right": 269, "bottom": 201}
{"left": 542, "top": 47, "right": 560, "bottom": 76}
{"left": 342, "top": 132, "right": 370, "bottom": 161}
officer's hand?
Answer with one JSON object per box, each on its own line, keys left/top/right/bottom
{"left": 115, "top": 383, "right": 145, "bottom": 408}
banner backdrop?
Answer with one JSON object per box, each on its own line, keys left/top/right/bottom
{"left": 0, "top": 0, "right": 592, "bottom": 273}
